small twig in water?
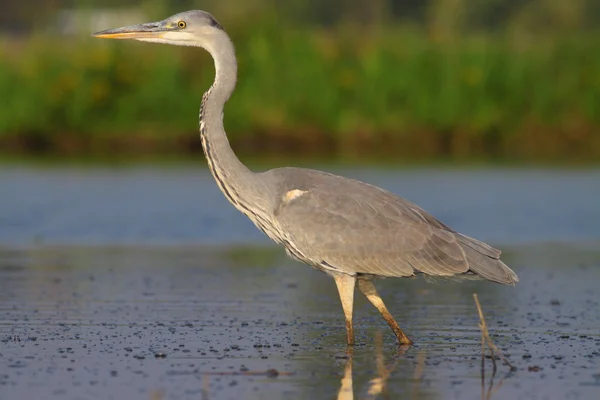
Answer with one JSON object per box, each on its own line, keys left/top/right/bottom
{"left": 473, "top": 293, "right": 515, "bottom": 372}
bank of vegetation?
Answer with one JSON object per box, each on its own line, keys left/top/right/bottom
{"left": 1, "top": 12, "right": 599, "bottom": 161}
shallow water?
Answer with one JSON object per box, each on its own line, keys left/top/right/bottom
{"left": 1, "top": 165, "right": 599, "bottom": 399}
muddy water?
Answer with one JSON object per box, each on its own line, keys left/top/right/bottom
{"left": 1, "top": 166, "right": 600, "bottom": 399}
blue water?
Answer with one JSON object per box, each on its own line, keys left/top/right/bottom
{"left": 1, "top": 165, "right": 599, "bottom": 247}
{"left": 1, "top": 164, "right": 599, "bottom": 400}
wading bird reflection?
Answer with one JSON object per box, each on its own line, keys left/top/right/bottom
{"left": 93, "top": 10, "right": 518, "bottom": 345}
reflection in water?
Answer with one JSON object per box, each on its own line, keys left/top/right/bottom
{"left": 337, "top": 330, "right": 513, "bottom": 400}
{"left": 365, "top": 333, "right": 406, "bottom": 399}
{"left": 411, "top": 350, "right": 426, "bottom": 399}
{"left": 337, "top": 353, "right": 353, "bottom": 399}
{"left": 481, "top": 368, "right": 511, "bottom": 400}
{"left": 337, "top": 332, "right": 409, "bottom": 400}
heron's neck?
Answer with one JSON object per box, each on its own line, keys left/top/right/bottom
{"left": 199, "top": 36, "right": 267, "bottom": 218}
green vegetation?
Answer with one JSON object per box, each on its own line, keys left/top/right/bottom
{"left": 1, "top": 23, "right": 600, "bottom": 161}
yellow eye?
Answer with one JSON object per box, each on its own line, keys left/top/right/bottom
{"left": 178, "top": 21, "right": 186, "bottom": 29}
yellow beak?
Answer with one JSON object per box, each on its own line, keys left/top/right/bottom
{"left": 93, "top": 22, "right": 167, "bottom": 40}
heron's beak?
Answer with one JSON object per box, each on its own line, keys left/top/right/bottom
{"left": 93, "top": 21, "right": 169, "bottom": 40}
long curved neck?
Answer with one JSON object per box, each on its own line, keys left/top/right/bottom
{"left": 199, "top": 33, "right": 271, "bottom": 222}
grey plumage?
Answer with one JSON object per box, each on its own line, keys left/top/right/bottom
{"left": 94, "top": 10, "right": 518, "bottom": 345}
{"left": 268, "top": 168, "right": 518, "bottom": 284}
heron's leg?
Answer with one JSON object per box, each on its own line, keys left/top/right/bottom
{"left": 357, "top": 280, "right": 413, "bottom": 345}
{"left": 333, "top": 273, "right": 356, "bottom": 346}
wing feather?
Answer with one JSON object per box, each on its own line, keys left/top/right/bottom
{"left": 275, "top": 182, "right": 469, "bottom": 277}
{"left": 269, "top": 168, "right": 516, "bottom": 284}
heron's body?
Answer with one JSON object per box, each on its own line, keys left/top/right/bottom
{"left": 94, "top": 10, "right": 518, "bottom": 345}
{"left": 248, "top": 167, "right": 512, "bottom": 282}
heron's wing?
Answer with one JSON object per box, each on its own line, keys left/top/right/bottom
{"left": 275, "top": 182, "right": 470, "bottom": 278}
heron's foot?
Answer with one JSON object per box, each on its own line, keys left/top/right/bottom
{"left": 386, "top": 316, "right": 413, "bottom": 345}
{"left": 396, "top": 334, "right": 413, "bottom": 346}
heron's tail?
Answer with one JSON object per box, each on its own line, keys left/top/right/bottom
{"left": 456, "top": 233, "right": 519, "bottom": 285}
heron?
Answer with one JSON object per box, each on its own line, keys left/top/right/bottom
{"left": 93, "top": 10, "right": 518, "bottom": 346}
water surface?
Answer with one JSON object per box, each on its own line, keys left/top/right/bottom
{"left": 1, "top": 165, "right": 599, "bottom": 246}
{"left": 1, "top": 165, "right": 599, "bottom": 399}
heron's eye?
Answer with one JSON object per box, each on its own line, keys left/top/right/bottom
{"left": 177, "top": 21, "right": 186, "bottom": 29}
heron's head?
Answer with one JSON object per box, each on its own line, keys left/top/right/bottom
{"left": 93, "top": 10, "right": 224, "bottom": 48}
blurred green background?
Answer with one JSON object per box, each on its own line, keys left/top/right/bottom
{"left": 1, "top": 0, "right": 599, "bottom": 162}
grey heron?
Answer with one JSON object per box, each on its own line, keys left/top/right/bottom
{"left": 93, "top": 10, "right": 518, "bottom": 345}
